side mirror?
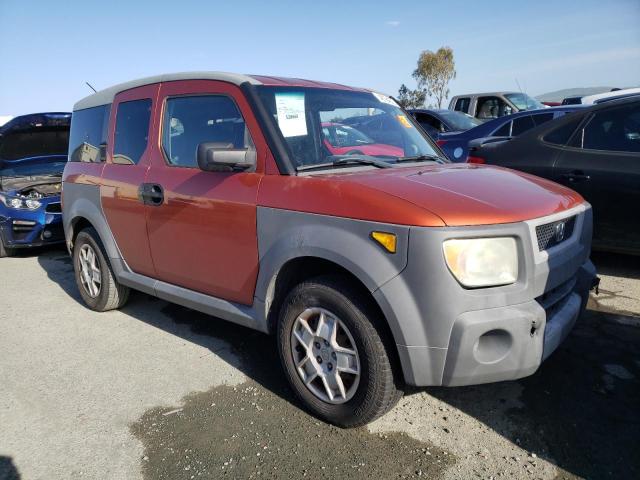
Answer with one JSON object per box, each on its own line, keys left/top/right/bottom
{"left": 196, "top": 142, "right": 255, "bottom": 172}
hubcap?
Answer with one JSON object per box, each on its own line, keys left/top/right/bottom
{"left": 290, "top": 307, "right": 360, "bottom": 404}
{"left": 78, "top": 244, "right": 101, "bottom": 298}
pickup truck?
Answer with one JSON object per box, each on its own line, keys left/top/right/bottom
{"left": 62, "top": 72, "right": 597, "bottom": 427}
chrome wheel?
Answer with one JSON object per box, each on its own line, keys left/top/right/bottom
{"left": 78, "top": 244, "right": 101, "bottom": 298}
{"left": 290, "top": 307, "right": 360, "bottom": 404}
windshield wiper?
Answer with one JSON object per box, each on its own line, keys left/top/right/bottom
{"left": 296, "top": 155, "right": 392, "bottom": 172}
{"left": 395, "top": 154, "right": 447, "bottom": 165}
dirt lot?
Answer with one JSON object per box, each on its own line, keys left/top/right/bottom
{"left": 0, "top": 248, "right": 638, "bottom": 480}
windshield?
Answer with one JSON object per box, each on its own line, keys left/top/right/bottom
{"left": 505, "top": 93, "right": 545, "bottom": 111}
{"left": 0, "top": 158, "right": 67, "bottom": 177}
{"left": 256, "top": 86, "right": 443, "bottom": 169}
{"left": 438, "top": 110, "right": 482, "bottom": 130}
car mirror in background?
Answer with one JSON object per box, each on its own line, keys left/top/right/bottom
{"left": 196, "top": 142, "right": 255, "bottom": 172}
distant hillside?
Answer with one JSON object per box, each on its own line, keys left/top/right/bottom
{"left": 536, "top": 87, "right": 617, "bottom": 102}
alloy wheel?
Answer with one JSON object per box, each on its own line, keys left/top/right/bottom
{"left": 290, "top": 307, "right": 360, "bottom": 404}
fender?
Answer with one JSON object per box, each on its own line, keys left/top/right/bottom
{"left": 62, "top": 182, "right": 121, "bottom": 261}
{"left": 255, "top": 206, "right": 410, "bottom": 333}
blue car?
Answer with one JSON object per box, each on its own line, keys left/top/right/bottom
{"left": 436, "top": 106, "right": 585, "bottom": 162}
{"left": 0, "top": 112, "right": 71, "bottom": 257}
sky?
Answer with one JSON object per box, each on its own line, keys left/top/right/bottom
{"left": 1, "top": 0, "right": 639, "bottom": 116}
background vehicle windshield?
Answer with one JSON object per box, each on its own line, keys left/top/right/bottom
{"left": 439, "top": 110, "right": 482, "bottom": 130}
{"left": 257, "top": 86, "right": 442, "bottom": 168}
{"left": 505, "top": 93, "right": 545, "bottom": 111}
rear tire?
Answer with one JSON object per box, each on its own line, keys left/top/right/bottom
{"left": 277, "top": 275, "right": 402, "bottom": 428}
{"left": 73, "top": 227, "right": 130, "bottom": 311}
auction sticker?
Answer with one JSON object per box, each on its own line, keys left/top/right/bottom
{"left": 275, "top": 92, "right": 307, "bottom": 137}
{"left": 372, "top": 91, "right": 399, "bottom": 106}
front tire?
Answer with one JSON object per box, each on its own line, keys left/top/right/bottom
{"left": 73, "top": 227, "right": 130, "bottom": 311}
{"left": 0, "top": 237, "right": 14, "bottom": 258}
{"left": 277, "top": 275, "right": 401, "bottom": 427}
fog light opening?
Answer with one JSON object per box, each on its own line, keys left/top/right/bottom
{"left": 474, "top": 329, "right": 512, "bottom": 364}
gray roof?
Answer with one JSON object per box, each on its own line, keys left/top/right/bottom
{"left": 74, "top": 71, "right": 262, "bottom": 110}
{"left": 450, "top": 92, "right": 520, "bottom": 98}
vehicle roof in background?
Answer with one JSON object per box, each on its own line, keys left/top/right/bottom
{"left": 74, "top": 71, "right": 368, "bottom": 111}
{"left": 450, "top": 92, "right": 520, "bottom": 98}
{"left": 581, "top": 87, "right": 640, "bottom": 105}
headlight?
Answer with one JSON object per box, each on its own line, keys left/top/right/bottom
{"left": 0, "top": 193, "right": 41, "bottom": 210}
{"left": 443, "top": 237, "right": 518, "bottom": 288}
{"left": 25, "top": 198, "right": 41, "bottom": 209}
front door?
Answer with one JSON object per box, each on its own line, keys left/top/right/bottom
{"left": 553, "top": 102, "right": 640, "bottom": 251}
{"left": 144, "top": 80, "right": 266, "bottom": 305}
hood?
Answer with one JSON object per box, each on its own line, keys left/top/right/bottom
{"left": 0, "top": 112, "right": 70, "bottom": 162}
{"left": 333, "top": 163, "right": 584, "bottom": 226}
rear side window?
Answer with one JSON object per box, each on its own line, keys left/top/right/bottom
{"left": 494, "top": 121, "right": 511, "bottom": 136}
{"left": 511, "top": 116, "right": 536, "bottom": 136}
{"left": 581, "top": 104, "right": 640, "bottom": 153}
{"left": 68, "top": 105, "right": 110, "bottom": 162}
{"left": 113, "top": 99, "right": 152, "bottom": 165}
{"left": 454, "top": 97, "right": 470, "bottom": 113}
{"left": 543, "top": 116, "right": 582, "bottom": 146}
{"left": 162, "top": 95, "right": 253, "bottom": 168}
{"left": 532, "top": 112, "right": 554, "bottom": 126}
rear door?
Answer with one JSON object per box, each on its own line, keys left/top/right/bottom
{"left": 553, "top": 102, "right": 640, "bottom": 251}
{"left": 101, "top": 85, "right": 158, "bottom": 277}
{"left": 144, "top": 80, "right": 266, "bottom": 304}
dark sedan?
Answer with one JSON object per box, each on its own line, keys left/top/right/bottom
{"left": 435, "top": 106, "right": 584, "bottom": 162}
{"left": 408, "top": 109, "right": 481, "bottom": 140}
{"left": 468, "top": 97, "right": 640, "bottom": 255}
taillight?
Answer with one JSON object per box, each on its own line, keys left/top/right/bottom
{"left": 466, "top": 155, "right": 485, "bottom": 164}
{"left": 436, "top": 140, "right": 447, "bottom": 147}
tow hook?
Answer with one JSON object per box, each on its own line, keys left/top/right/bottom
{"left": 591, "top": 276, "right": 601, "bottom": 295}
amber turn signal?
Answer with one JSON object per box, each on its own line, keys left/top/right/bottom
{"left": 371, "top": 231, "right": 397, "bottom": 253}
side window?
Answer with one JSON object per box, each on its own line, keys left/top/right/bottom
{"left": 511, "top": 116, "right": 536, "bottom": 136}
{"left": 162, "top": 95, "right": 254, "bottom": 167}
{"left": 454, "top": 97, "right": 470, "bottom": 113}
{"left": 113, "top": 99, "right": 152, "bottom": 165}
{"left": 494, "top": 121, "right": 511, "bottom": 136}
{"left": 532, "top": 112, "right": 554, "bottom": 126}
{"left": 543, "top": 116, "right": 582, "bottom": 146}
{"left": 68, "top": 105, "right": 110, "bottom": 162}
{"left": 581, "top": 105, "right": 640, "bottom": 153}
{"left": 415, "top": 113, "right": 443, "bottom": 132}
{"left": 476, "top": 97, "right": 508, "bottom": 120}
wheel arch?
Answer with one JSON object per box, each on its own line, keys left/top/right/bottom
{"left": 262, "top": 254, "right": 405, "bottom": 384}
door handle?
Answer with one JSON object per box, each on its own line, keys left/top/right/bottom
{"left": 139, "top": 183, "right": 164, "bottom": 206}
{"left": 560, "top": 170, "right": 591, "bottom": 183}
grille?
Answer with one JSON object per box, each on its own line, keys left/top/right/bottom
{"left": 535, "top": 216, "right": 576, "bottom": 251}
{"left": 46, "top": 202, "right": 62, "bottom": 213}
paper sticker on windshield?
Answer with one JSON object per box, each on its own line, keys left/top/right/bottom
{"left": 275, "top": 92, "right": 307, "bottom": 137}
{"left": 396, "top": 114, "right": 413, "bottom": 128}
{"left": 371, "top": 91, "right": 399, "bottom": 107}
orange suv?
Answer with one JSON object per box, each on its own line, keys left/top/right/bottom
{"left": 62, "top": 72, "right": 597, "bottom": 427}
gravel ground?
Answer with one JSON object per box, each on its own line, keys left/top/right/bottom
{"left": 1, "top": 248, "right": 638, "bottom": 480}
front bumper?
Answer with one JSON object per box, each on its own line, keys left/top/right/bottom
{"left": 0, "top": 200, "right": 64, "bottom": 248}
{"left": 374, "top": 203, "right": 595, "bottom": 387}
{"left": 440, "top": 260, "right": 594, "bottom": 386}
